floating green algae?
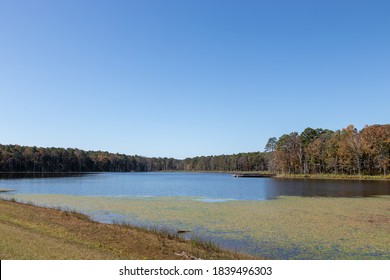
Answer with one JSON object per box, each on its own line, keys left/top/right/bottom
{"left": 3, "top": 193, "right": 389, "bottom": 259}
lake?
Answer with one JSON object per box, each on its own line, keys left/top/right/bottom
{"left": 1, "top": 172, "right": 390, "bottom": 199}
{"left": 1, "top": 172, "right": 389, "bottom": 259}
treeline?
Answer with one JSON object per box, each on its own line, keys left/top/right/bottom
{"left": 266, "top": 124, "right": 390, "bottom": 176}
{"left": 0, "top": 145, "right": 183, "bottom": 172}
{"left": 183, "top": 152, "right": 268, "bottom": 172}
{"left": 1, "top": 124, "right": 389, "bottom": 175}
{"left": 0, "top": 144, "right": 267, "bottom": 173}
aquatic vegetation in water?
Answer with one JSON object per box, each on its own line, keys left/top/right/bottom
{"left": 3, "top": 193, "right": 389, "bottom": 259}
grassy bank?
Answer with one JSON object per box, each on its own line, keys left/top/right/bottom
{"left": 275, "top": 173, "right": 390, "bottom": 180}
{"left": 0, "top": 199, "right": 253, "bottom": 260}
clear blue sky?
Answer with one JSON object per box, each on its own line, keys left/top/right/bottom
{"left": 1, "top": 0, "right": 389, "bottom": 159}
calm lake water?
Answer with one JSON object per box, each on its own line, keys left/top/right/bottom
{"left": 1, "top": 172, "right": 389, "bottom": 259}
{"left": 1, "top": 172, "right": 390, "bottom": 200}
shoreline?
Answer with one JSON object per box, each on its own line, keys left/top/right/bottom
{"left": 0, "top": 198, "right": 255, "bottom": 260}
{"left": 274, "top": 173, "right": 390, "bottom": 181}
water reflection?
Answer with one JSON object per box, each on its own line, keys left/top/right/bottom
{"left": 269, "top": 178, "right": 390, "bottom": 198}
{"left": 0, "top": 172, "right": 90, "bottom": 179}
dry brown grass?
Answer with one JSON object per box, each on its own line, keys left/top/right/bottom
{"left": 0, "top": 199, "right": 254, "bottom": 260}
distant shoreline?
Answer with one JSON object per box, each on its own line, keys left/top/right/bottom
{"left": 274, "top": 173, "right": 390, "bottom": 181}
{"left": 1, "top": 170, "right": 390, "bottom": 181}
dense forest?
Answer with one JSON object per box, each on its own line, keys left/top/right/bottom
{"left": 0, "top": 145, "right": 182, "bottom": 172}
{"left": 0, "top": 124, "right": 389, "bottom": 176}
{"left": 183, "top": 152, "right": 267, "bottom": 172}
{"left": 0, "top": 144, "right": 266, "bottom": 173}
{"left": 267, "top": 124, "right": 390, "bottom": 176}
